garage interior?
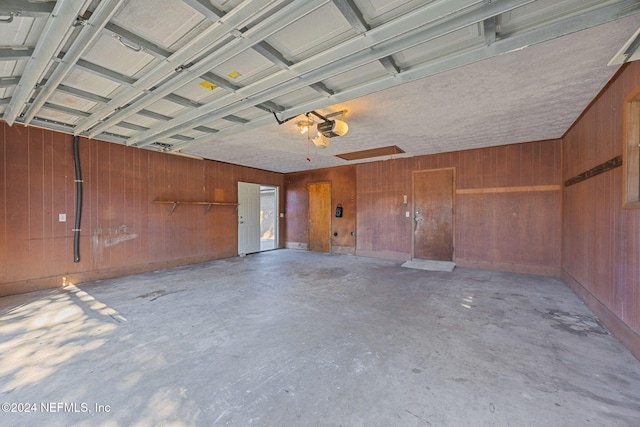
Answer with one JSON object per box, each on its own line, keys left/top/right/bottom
{"left": 2, "top": 0, "right": 640, "bottom": 425}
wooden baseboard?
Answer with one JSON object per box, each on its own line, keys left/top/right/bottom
{"left": 455, "top": 258, "right": 561, "bottom": 277}
{"left": 0, "top": 252, "right": 237, "bottom": 298}
{"left": 331, "top": 245, "right": 356, "bottom": 255}
{"left": 285, "top": 242, "right": 308, "bottom": 250}
{"left": 354, "top": 249, "right": 410, "bottom": 261}
{"left": 562, "top": 269, "right": 640, "bottom": 361}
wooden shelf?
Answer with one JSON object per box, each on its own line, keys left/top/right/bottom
{"left": 154, "top": 200, "right": 238, "bottom": 216}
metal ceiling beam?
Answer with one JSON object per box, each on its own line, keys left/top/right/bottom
{"left": 131, "top": 0, "right": 509, "bottom": 147}
{"left": 57, "top": 84, "right": 110, "bottom": 103}
{"left": 379, "top": 56, "right": 401, "bottom": 76}
{"left": 484, "top": 16, "right": 497, "bottom": 45}
{"left": 201, "top": 72, "right": 240, "bottom": 91}
{"left": 75, "top": 58, "right": 136, "bottom": 85}
{"left": 0, "top": 48, "right": 34, "bottom": 60}
{"left": 0, "top": 77, "right": 20, "bottom": 88}
{"left": 138, "top": 109, "right": 173, "bottom": 122}
{"left": 332, "top": 0, "right": 368, "bottom": 34}
{"left": 42, "top": 101, "right": 90, "bottom": 117}
{"left": 0, "top": 0, "right": 55, "bottom": 17}
{"left": 172, "top": 0, "right": 640, "bottom": 151}
{"left": 253, "top": 41, "right": 292, "bottom": 68}
{"left": 23, "top": 0, "right": 126, "bottom": 125}
{"left": 181, "top": 0, "right": 225, "bottom": 21}
{"left": 165, "top": 93, "right": 202, "bottom": 109}
{"left": 82, "top": 0, "right": 330, "bottom": 139}
{"left": 4, "top": 0, "right": 90, "bottom": 126}
{"left": 103, "top": 22, "right": 172, "bottom": 59}
{"left": 73, "top": 0, "right": 286, "bottom": 136}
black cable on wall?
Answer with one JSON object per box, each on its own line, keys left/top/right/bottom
{"left": 73, "top": 135, "right": 82, "bottom": 263}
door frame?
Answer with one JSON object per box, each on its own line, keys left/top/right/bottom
{"left": 411, "top": 167, "right": 456, "bottom": 260}
{"left": 259, "top": 185, "right": 279, "bottom": 251}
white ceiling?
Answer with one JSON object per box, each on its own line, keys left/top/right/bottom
{"left": 1, "top": 0, "right": 640, "bottom": 173}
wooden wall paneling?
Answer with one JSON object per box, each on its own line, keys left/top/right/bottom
{"left": 107, "top": 144, "right": 126, "bottom": 267}
{"left": 4, "top": 125, "right": 31, "bottom": 283}
{"left": 284, "top": 172, "right": 309, "bottom": 248}
{"left": 147, "top": 151, "right": 164, "bottom": 261}
{"left": 355, "top": 159, "right": 412, "bottom": 259}
{"left": 95, "top": 138, "right": 113, "bottom": 268}
{"left": 87, "top": 138, "right": 101, "bottom": 271}
{"left": 123, "top": 144, "right": 141, "bottom": 264}
{"left": 561, "top": 61, "right": 640, "bottom": 357}
{"left": 41, "top": 129, "right": 57, "bottom": 278}
{"left": 504, "top": 144, "right": 522, "bottom": 188}
{"left": 626, "top": 209, "right": 640, "bottom": 331}
{"left": 519, "top": 142, "right": 535, "bottom": 186}
{"left": 28, "top": 127, "right": 45, "bottom": 279}
{"left": 0, "top": 122, "right": 5, "bottom": 283}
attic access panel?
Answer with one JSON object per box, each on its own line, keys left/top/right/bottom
{"left": 336, "top": 145, "right": 405, "bottom": 161}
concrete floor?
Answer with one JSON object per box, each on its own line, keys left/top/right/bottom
{"left": 1, "top": 250, "right": 639, "bottom": 427}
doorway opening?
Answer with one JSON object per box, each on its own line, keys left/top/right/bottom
{"left": 260, "top": 186, "right": 278, "bottom": 251}
{"left": 238, "top": 182, "right": 278, "bottom": 256}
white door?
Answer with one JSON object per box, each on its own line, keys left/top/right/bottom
{"left": 238, "top": 182, "right": 261, "bottom": 255}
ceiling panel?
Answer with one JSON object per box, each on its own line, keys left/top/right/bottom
{"left": 393, "top": 23, "right": 484, "bottom": 68}
{"left": 266, "top": 3, "right": 357, "bottom": 62}
{"left": 61, "top": 68, "right": 122, "bottom": 98}
{"left": 499, "top": 0, "right": 621, "bottom": 35}
{"left": 80, "top": 34, "right": 157, "bottom": 78}
{"left": 208, "top": 49, "right": 279, "bottom": 85}
{"left": 110, "top": 0, "right": 207, "bottom": 49}
{"left": 356, "top": 0, "right": 435, "bottom": 27}
{"left": 0, "top": 0, "right": 639, "bottom": 173}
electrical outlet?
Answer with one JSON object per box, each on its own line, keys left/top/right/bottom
{"left": 59, "top": 213, "right": 66, "bottom": 222}
{"left": 405, "top": 211, "right": 410, "bottom": 218}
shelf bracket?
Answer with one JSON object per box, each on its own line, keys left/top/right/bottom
{"left": 168, "top": 201, "right": 178, "bottom": 216}
{"left": 205, "top": 203, "right": 212, "bottom": 214}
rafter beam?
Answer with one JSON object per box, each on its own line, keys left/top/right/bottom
{"left": 80, "top": 0, "right": 328, "bottom": 139}
{"left": 484, "top": 16, "right": 497, "bottom": 45}
{"left": 173, "top": 0, "right": 640, "bottom": 151}
{"left": 4, "top": 0, "right": 89, "bottom": 125}
{"left": 23, "top": 0, "right": 126, "bottom": 125}
{"left": 332, "top": 0, "right": 368, "bottom": 33}
{"left": 0, "top": 48, "right": 34, "bottom": 60}
{"left": 0, "top": 0, "right": 55, "bottom": 17}
{"left": 103, "top": 22, "right": 172, "bottom": 59}
{"left": 181, "top": 0, "right": 225, "bottom": 21}
{"left": 73, "top": 0, "right": 281, "bottom": 136}
{"left": 75, "top": 59, "right": 136, "bottom": 85}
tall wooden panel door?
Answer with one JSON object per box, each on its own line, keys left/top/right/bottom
{"left": 413, "top": 169, "right": 454, "bottom": 261}
{"left": 308, "top": 182, "right": 331, "bottom": 253}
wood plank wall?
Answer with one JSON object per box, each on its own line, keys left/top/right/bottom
{"left": 285, "top": 139, "right": 562, "bottom": 276}
{"left": 562, "top": 61, "right": 640, "bottom": 358}
{"left": 284, "top": 165, "right": 357, "bottom": 254}
{"left": 0, "top": 123, "right": 284, "bottom": 296}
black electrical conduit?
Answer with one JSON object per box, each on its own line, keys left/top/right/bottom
{"left": 73, "top": 135, "right": 82, "bottom": 263}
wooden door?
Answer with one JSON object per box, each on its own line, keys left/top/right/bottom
{"left": 308, "top": 182, "right": 331, "bottom": 253}
{"left": 413, "top": 169, "right": 454, "bottom": 261}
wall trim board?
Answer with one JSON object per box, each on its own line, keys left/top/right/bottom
{"left": 455, "top": 258, "right": 561, "bottom": 277}
{"left": 561, "top": 269, "right": 640, "bottom": 362}
{"left": 0, "top": 253, "right": 237, "bottom": 298}
{"left": 456, "top": 185, "right": 561, "bottom": 194}
{"left": 564, "top": 156, "right": 622, "bottom": 187}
